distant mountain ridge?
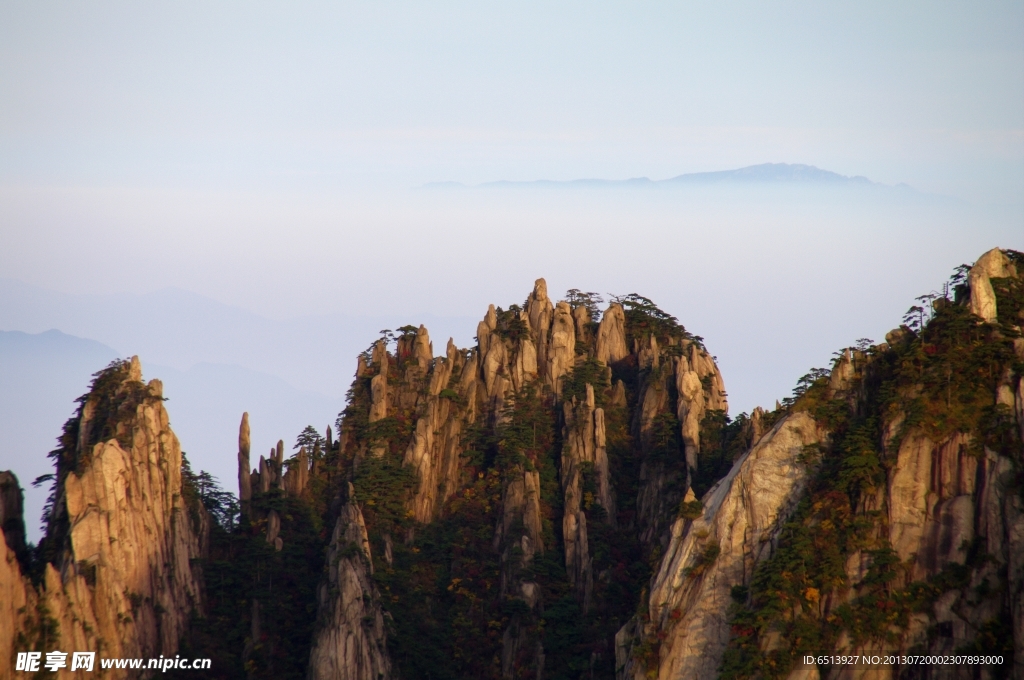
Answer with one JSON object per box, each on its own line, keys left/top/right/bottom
{"left": 425, "top": 162, "right": 911, "bottom": 190}
{"left": 0, "top": 328, "right": 341, "bottom": 543}
{"left": 0, "top": 278, "right": 477, "bottom": 400}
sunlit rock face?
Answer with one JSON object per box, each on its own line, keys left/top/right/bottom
{"left": 7, "top": 247, "right": 1021, "bottom": 680}
{"left": 301, "top": 278, "right": 731, "bottom": 678}
{"left": 0, "top": 357, "right": 208, "bottom": 679}
{"left": 618, "top": 412, "right": 824, "bottom": 680}
{"left": 618, "top": 247, "right": 1024, "bottom": 680}
{"left": 307, "top": 484, "right": 392, "bottom": 680}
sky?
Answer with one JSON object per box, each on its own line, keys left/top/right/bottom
{"left": 1, "top": 2, "right": 1023, "bottom": 535}
{"left": 1, "top": 1, "right": 1022, "bottom": 197}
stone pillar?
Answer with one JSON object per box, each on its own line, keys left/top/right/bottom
{"left": 238, "top": 413, "right": 252, "bottom": 519}
{"left": 0, "top": 471, "right": 27, "bottom": 559}
{"left": 275, "top": 440, "right": 285, "bottom": 490}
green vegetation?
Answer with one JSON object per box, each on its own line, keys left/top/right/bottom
{"left": 352, "top": 448, "right": 418, "bottom": 537}
{"left": 565, "top": 289, "right": 604, "bottom": 323}
{"left": 692, "top": 410, "right": 752, "bottom": 498}
{"left": 611, "top": 293, "right": 704, "bottom": 348}
{"left": 678, "top": 499, "right": 703, "bottom": 520}
{"left": 172, "top": 487, "right": 327, "bottom": 680}
{"left": 31, "top": 359, "right": 161, "bottom": 577}
{"left": 181, "top": 454, "right": 239, "bottom": 531}
{"left": 293, "top": 424, "right": 325, "bottom": 452}
{"left": 493, "top": 305, "right": 530, "bottom": 342}
{"left": 719, "top": 254, "right": 1023, "bottom": 679}
{"left": 45, "top": 267, "right": 1022, "bottom": 679}
{"left": 561, "top": 356, "right": 610, "bottom": 405}
{"left": 342, "top": 343, "right": 657, "bottom": 679}
{"left": 684, "top": 541, "right": 720, "bottom": 580}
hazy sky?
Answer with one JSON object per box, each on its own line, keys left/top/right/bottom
{"left": 1, "top": 1, "right": 1023, "bottom": 487}
{"left": 1, "top": 1, "right": 1021, "bottom": 197}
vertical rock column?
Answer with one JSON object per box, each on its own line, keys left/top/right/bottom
{"left": 634, "top": 338, "right": 728, "bottom": 550}
{"left": 367, "top": 340, "right": 391, "bottom": 459}
{"left": 238, "top": 412, "right": 252, "bottom": 520}
{"left": 0, "top": 471, "right": 35, "bottom": 678}
{"left": 413, "top": 324, "right": 433, "bottom": 372}
{"left": 674, "top": 343, "right": 727, "bottom": 473}
{"left": 968, "top": 247, "right": 1015, "bottom": 322}
{"left": 495, "top": 470, "right": 545, "bottom": 596}
{"left": 307, "top": 484, "right": 392, "bottom": 680}
{"left": 257, "top": 454, "right": 271, "bottom": 492}
{"left": 572, "top": 305, "right": 593, "bottom": 348}
{"left": 593, "top": 408, "right": 615, "bottom": 522}
{"left": 634, "top": 338, "right": 673, "bottom": 548}
{"left": 284, "top": 447, "right": 311, "bottom": 496}
{"left": 496, "top": 467, "right": 546, "bottom": 680}
{"left": 261, "top": 439, "right": 285, "bottom": 550}
{"left": 404, "top": 337, "right": 476, "bottom": 523}
{"left": 275, "top": 440, "right": 286, "bottom": 490}
{"left": 547, "top": 301, "right": 576, "bottom": 395}
{"left": 0, "top": 470, "right": 27, "bottom": 560}
{"left": 526, "top": 278, "right": 554, "bottom": 381}
{"left": 369, "top": 340, "right": 390, "bottom": 425}
{"left": 478, "top": 305, "right": 515, "bottom": 411}
{"left": 511, "top": 312, "right": 539, "bottom": 392}
{"left": 561, "top": 383, "right": 616, "bottom": 613}
{"left": 596, "top": 303, "right": 628, "bottom": 366}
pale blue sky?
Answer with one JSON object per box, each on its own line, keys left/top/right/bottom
{"left": 1, "top": 1, "right": 1021, "bottom": 196}
{"left": 1, "top": 0, "right": 1022, "bottom": 429}
{"left": 1, "top": 3, "right": 1023, "bottom": 531}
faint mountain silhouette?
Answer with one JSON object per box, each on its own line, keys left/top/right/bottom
{"left": 425, "top": 162, "right": 922, "bottom": 191}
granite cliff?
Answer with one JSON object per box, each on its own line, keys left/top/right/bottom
{"left": 619, "top": 248, "right": 1024, "bottom": 680}
{"left": 1, "top": 357, "right": 208, "bottom": 679}
{"left": 2, "top": 248, "right": 1021, "bottom": 680}
{"left": 294, "top": 284, "right": 729, "bottom": 680}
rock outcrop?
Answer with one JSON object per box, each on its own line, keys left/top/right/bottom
{"left": 596, "top": 303, "right": 629, "bottom": 365}
{"left": 307, "top": 484, "right": 392, "bottom": 680}
{"left": 635, "top": 336, "right": 728, "bottom": 548}
{"left": 308, "top": 280, "right": 733, "bottom": 679}
{"left": 677, "top": 343, "right": 728, "bottom": 468}
{"left": 526, "top": 278, "right": 555, "bottom": 375}
{"left": 561, "top": 383, "right": 614, "bottom": 612}
{"left": 968, "top": 247, "right": 1016, "bottom": 323}
{"left": 547, "top": 301, "right": 576, "bottom": 394}
{"left": 0, "top": 470, "right": 27, "bottom": 562}
{"left": 0, "top": 357, "right": 208, "bottom": 678}
{"left": 249, "top": 435, "right": 308, "bottom": 503}
{"left": 239, "top": 411, "right": 252, "bottom": 519}
{"left": 9, "top": 252, "right": 1021, "bottom": 680}
{"left": 0, "top": 471, "right": 34, "bottom": 676}
{"left": 496, "top": 465, "right": 547, "bottom": 680}
{"left": 619, "top": 247, "right": 1024, "bottom": 680}
{"left": 403, "top": 338, "right": 473, "bottom": 523}
{"left": 618, "top": 412, "right": 824, "bottom": 679}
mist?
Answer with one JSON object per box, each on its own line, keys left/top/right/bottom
{"left": 3, "top": 180, "right": 1021, "bottom": 544}
{"left": 1, "top": 1, "right": 1022, "bottom": 544}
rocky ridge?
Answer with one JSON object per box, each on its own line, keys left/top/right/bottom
{"left": 297, "top": 281, "right": 730, "bottom": 679}
{"left": 1, "top": 357, "right": 208, "bottom": 679}
{"left": 618, "top": 247, "right": 1024, "bottom": 680}
{"left": 617, "top": 411, "right": 825, "bottom": 679}
{"left": 2, "top": 247, "right": 1020, "bottom": 680}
